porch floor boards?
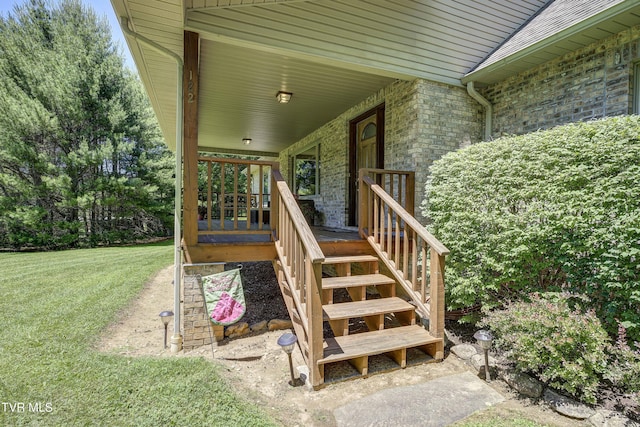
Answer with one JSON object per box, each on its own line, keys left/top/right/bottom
{"left": 196, "top": 224, "right": 361, "bottom": 244}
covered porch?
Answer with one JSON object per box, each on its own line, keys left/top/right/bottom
{"left": 107, "top": 0, "right": 534, "bottom": 388}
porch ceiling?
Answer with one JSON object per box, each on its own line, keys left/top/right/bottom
{"left": 112, "top": 0, "right": 552, "bottom": 153}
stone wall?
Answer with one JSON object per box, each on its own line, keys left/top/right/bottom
{"left": 483, "top": 24, "right": 640, "bottom": 136}
{"left": 181, "top": 263, "right": 225, "bottom": 351}
{"left": 278, "top": 79, "right": 482, "bottom": 227}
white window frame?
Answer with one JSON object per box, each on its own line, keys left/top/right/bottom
{"left": 289, "top": 141, "right": 320, "bottom": 196}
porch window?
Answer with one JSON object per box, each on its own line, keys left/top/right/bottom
{"left": 290, "top": 142, "right": 320, "bottom": 196}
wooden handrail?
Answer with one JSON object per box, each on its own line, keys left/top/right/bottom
{"left": 272, "top": 171, "right": 324, "bottom": 263}
{"left": 362, "top": 175, "right": 449, "bottom": 256}
{"left": 359, "top": 170, "right": 448, "bottom": 352}
{"left": 198, "top": 156, "right": 276, "bottom": 166}
{"left": 271, "top": 169, "right": 324, "bottom": 386}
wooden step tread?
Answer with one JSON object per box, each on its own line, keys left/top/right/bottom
{"left": 318, "top": 325, "right": 440, "bottom": 365}
{"left": 322, "top": 273, "right": 395, "bottom": 290}
{"left": 323, "top": 255, "right": 378, "bottom": 265}
{"left": 323, "top": 297, "right": 413, "bottom": 321}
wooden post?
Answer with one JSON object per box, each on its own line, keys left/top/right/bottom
{"left": 429, "top": 248, "right": 445, "bottom": 360}
{"left": 358, "top": 169, "right": 368, "bottom": 238}
{"left": 307, "top": 258, "right": 324, "bottom": 387}
{"left": 183, "top": 30, "right": 200, "bottom": 246}
{"left": 406, "top": 172, "right": 415, "bottom": 217}
{"left": 270, "top": 164, "right": 280, "bottom": 238}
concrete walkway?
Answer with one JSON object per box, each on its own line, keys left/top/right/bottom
{"left": 333, "top": 371, "right": 504, "bottom": 427}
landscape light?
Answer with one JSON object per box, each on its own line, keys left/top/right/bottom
{"left": 159, "top": 310, "right": 174, "bottom": 349}
{"left": 473, "top": 329, "right": 493, "bottom": 381}
{"left": 277, "top": 333, "right": 302, "bottom": 386}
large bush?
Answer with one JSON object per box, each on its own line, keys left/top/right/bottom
{"left": 423, "top": 116, "right": 640, "bottom": 341}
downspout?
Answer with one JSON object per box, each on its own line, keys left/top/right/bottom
{"left": 120, "top": 18, "right": 185, "bottom": 353}
{"left": 466, "top": 81, "right": 492, "bottom": 141}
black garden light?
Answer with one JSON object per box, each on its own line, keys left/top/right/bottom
{"left": 159, "top": 310, "right": 174, "bottom": 349}
{"left": 277, "top": 332, "right": 302, "bottom": 387}
{"left": 474, "top": 329, "right": 493, "bottom": 381}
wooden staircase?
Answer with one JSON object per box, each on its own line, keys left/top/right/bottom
{"left": 317, "top": 254, "right": 443, "bottom": 382}
{"left": 270, "top": 168, "right": 447, "bottom": 388}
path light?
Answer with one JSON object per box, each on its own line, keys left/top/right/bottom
{"left": 474, "top": 329, "right": 493, "bottom": 381}
{"left": 159, "top": 310, "right": 174, "bottom": 349}
{"left": 277, "top": 333, "right": 302, "bottom": 387}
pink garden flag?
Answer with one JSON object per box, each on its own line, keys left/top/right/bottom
{"left": 201, "top": 269, "right": 246, "bottom": 326}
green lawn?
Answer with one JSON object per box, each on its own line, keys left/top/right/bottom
{"left": 0, "top": 242, "right": 278, "bottom": 426}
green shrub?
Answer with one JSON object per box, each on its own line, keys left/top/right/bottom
{"left": 423, "top": 116, "right": 640, "bottom": 341}
{"left": 481, "top": 293, "right": 609, "bottom": 403}
{"left": 605, "top": 322, "right": 640, "bottom": 393}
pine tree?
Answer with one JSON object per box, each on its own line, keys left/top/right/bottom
{"left": 0, "top": 0, "right": 174, "bottom": 249}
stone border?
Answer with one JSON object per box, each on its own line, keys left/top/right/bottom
{"left": 450, "top": 344, "right": 638, "bottom": 426}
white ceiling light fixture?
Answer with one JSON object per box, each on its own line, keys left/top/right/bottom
{"left": 242, "top": 138, "right": 252, "bottom": 145}
{"left": 276, "top": 91, "right": 292, "bottom": 104}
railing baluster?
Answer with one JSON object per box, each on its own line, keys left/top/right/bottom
{"left": 403, "top": 218, "right": 409, "bottom": 278}
{"left": 386, "top": 204, "right": 392, "bottom": 256}
{"left": 421, "top": 242, "right": 427, "bottom": 300}
{"left": 394, "top": 212, "right": 400, "bottom": 268}
{"left": 207, "top": 161, "right": 213, "bottom": 230}
{"left": 373, "top": 194, "right": 379, "bottom": 247}
{"left": 233, "top": 164, "right": 238, "bottom": 229}
{"left": 246, "top": 164, "right": 251, "bottom": 230}
{"left": 258, "top": 165, "right": 264, "bottom": 230}
{"left": 220, "top": 162, "right": 226, "bottom": 230}
{"left": 412, "top": 231, "right": 418, "bottom": 290}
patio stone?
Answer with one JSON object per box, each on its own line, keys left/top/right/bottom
{"left": 450, "top": 344, "right": 477, "bottom": 360}
{"left": 502, "top": 371, "right": 544, "bottom": 398}
{"left": 543, "top": 389, "right": 595, "bottom": 419}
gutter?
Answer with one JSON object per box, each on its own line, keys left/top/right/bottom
{"left": 466, "top": 81, "right": 492, "bottom": 141}
{"left": 120, "top": 17, "right": 185, "bottom": 353}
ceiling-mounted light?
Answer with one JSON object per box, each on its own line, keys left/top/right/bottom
{"left": 242, "top": 138, "right": 252, "bottom": 145}
{"left": 276, "top": 91, "right": 292, "bottom": 104}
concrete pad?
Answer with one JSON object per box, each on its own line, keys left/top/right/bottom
{"left": 333, "top": 371, "right": 504, "bottom": 427}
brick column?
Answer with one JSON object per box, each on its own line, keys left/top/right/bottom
{"left": 182, "top": 263, "right": 225, "bottom": 351}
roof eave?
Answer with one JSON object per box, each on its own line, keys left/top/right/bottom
{"left": 461, "top": 0, "right": 640, "bottom": 86}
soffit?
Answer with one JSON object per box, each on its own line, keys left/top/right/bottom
{"left": 113, "top": 0, "right": 549, "bottom": 152}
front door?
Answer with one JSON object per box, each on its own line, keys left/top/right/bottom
{"left": 348, "top": 104, "right": 384, "bottom": 226}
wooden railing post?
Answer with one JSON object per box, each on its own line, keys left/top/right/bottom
{"left": 358, "top": 169, "right": 369, "bottom": 238}
{"left": 271, "top": 164, "right": 280, "bottom": 238}
{"left": 306, "top": 259, "right": 324, "bottom": 387}
{"left": 429, "top": 248, "right": 445, "bottom": 360}
{"left": 406, "top": 172, "right": 415, "bottom": 217}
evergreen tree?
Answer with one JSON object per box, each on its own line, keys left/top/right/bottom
{"left": 0, "top": 0, "right": 174, "bottom": 249}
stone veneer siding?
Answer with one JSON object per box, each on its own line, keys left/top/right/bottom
{"left": 483, "top": 24, "right": 640, "bottom": 136}
{"left": 279, "top": 79, "right": 482, "bottom": 228}
{"left": 182, "top": 263, "right": 225, "bottom": 351}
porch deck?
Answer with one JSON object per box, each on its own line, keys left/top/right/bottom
{"left": 198, "top": 221, "right": 360, "bottom": 244}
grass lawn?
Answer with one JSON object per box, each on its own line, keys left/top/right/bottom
{"left": 0, "top": 241, "right": 278, "bottom": 426}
